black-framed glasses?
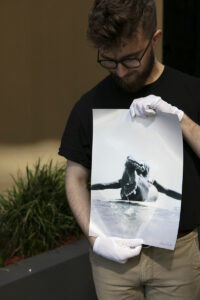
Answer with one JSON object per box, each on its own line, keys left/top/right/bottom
{"left": 97, "top": 33, "right": 154, "bottom": 70}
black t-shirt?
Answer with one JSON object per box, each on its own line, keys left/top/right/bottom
{"left": 59, "top": 65, "right": 200, "bottom": 231}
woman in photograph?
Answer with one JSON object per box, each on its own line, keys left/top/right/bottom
{"left": 91, "top": 156, "right": 182, "bottom": 201}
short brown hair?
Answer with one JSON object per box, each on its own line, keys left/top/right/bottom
{"left": 87, "top": 0, "right": 157, "bottom": 49}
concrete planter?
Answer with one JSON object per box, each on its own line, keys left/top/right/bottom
{"left": 0, "top": 239, "right": 97, "bottom": 300}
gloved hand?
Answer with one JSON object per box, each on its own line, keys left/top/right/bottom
{"left": 93, "top": 236, "right": 143, "bottom": 264}
{"left": 130, "top": 95, "right": 184, "bottom": 121}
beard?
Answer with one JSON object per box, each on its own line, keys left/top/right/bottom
{"left": 111, "top": 48, "right": 155, "bottom": 93}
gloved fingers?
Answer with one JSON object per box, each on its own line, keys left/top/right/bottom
{"left": 130, "top": 95, "right": 164, "bottom": 118}
{"left": 131, "top": 102, "right": 145, "bottom": 117}
{"left": 116, "top": 258, "right": 127, "bottom": 264}
{"left": 129, "top": 245, "right": 142, "bottom": 257}
{"left": 147, "top": 98, "right": 162, "bottom": 110}
{"left": 134, "top": 103, "right": 156, "bottom": 117}
{"left": 93, "top": 237, "right": 143, "bottom": 264}
{"left": 120, "top": 245, "right": 142, "bottom": 259}
{"left": 134, "top": 103, "right": 146, "bottom": 117}
{"left": 145, "top": 107, "right": 156, "bottom": 116}
{"left": 172, "top": 106, "right": 184, "bottom": 121}
{"left": 178, "top": 110, "right": 184, "bottom": 121}
{"left": 130, "top": 104, "right": 136, "bottom": 118}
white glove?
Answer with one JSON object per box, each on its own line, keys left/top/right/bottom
{"left": 130, "top": 95, "right": 184, "bottom": 121}
{"left": 93, "top": 236, "right": 143, "bottom": 264}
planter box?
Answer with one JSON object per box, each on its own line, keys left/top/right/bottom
{"left": 0, "top": 239, "right": 97, "bottom": 300}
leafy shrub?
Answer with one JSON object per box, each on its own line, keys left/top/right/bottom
{"left": 0, "top": 159, "right": 82, "bottom": 266}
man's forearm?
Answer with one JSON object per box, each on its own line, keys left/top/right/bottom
{"left": 181, "top": 113, "right": 200, "bottom": 158}
{"left": 65, "top": 173, "right": 96, "bottom": 247}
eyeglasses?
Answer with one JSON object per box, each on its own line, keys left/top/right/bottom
{"left": 97, "top": 33, "right": 154, "bottom": 70}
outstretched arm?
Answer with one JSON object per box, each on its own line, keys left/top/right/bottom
{"left": 152, "top": 180, "right": 182, "bottom": 200}
{"left": 91, "top": 180, "right": 121, "bottom": 190}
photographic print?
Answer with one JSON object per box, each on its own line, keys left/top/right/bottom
{"left": 89, "top": 109, "right": 183, "bottom": 250}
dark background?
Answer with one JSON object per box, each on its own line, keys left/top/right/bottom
{"left": 163, "top": 0, "right": 200, "bottom": 77}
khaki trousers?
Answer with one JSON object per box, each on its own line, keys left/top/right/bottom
{"left": 89, "top": 229, "right": 200, "bottom": 300}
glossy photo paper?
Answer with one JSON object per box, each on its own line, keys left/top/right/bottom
{"left": 89, "top": 109, "right": 183, "bottom": 250}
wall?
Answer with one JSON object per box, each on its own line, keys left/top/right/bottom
{"left": 0, "top": 0, "right": 105, "bottom": 143}
{"left": 0, "top": 0, "right": 163, "bottom": 192}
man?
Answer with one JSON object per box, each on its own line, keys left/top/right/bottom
{"left": 91, "top": 155, "right": 182, "bottom": 201}
{"left": 59, "top": 0, "right": 200, "bottom": 298}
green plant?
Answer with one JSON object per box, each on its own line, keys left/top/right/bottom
{"left": 0, "top": 159, "right": 82, "bottom": 266}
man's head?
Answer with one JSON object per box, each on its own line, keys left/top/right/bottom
{"left": 87, "top": 0, "right": 157, "bottom": 49}
{"left": 87, "top": 0, "right": 162, "bottom": 93}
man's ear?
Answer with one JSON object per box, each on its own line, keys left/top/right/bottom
{"left": 152, "top": 29, "right": 162, "bottom": 49}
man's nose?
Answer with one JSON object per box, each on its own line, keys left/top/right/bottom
{"left": 115, "top": 63, "right": 129, "bottom": 78}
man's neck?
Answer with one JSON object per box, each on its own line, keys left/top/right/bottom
{"left": 145, "top": 59, "right": 165, "bottom": 86}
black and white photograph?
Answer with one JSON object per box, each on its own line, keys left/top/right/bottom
{"left": 89, "top": 109, "right": 183, "bottom": 250}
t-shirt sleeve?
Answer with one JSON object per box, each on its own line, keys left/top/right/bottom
{"left": 58, "top": 102, "right": 91, "bottom": 169}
